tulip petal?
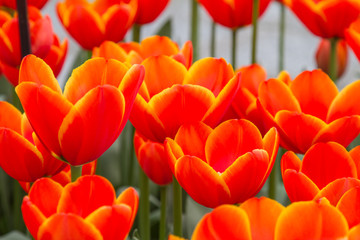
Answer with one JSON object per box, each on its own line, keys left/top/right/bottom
{"left": 275, "top": 201, "right": 349, "bottom": 239}
{"left": 22, "top": 196, "right": 46, "bottom": 238}
{"left": 349, "top": 224, "right": 360, "bottom": 240}
{"left": 240, "top": 197, "right": 284, "bottom": 240}
{"left": 93, "top": 41, "right": 128, "bottom": 61}
{"left": 116, "top": 187, "right": 139, "bottom": 226}
{"left": 164, "top": 138, "right": 184, "bottom": 174}
{"left": 290, "top": 70, "right": 338, "bottom": 121}
{"left": 0, "top": 101, "right": 22, "bottom": 133}
{"left": 336, "top": 186, "right": 360, "bottom": 228}
{"left": 37, "top": 213, "right": 102, "bottom": 240}
{"left": 59, "top": 85, "right": 125, "bottom": 165}
{"left": 58, "top": 175, "right": 116, "bottom": 218}
{"left": 280, "top": 151, "right": 301, "bottom": 177}
{"left": 140, "top": 36, "right": 179, "bottom": 58}
{"left": 350, "top": 146, "right": 360, "bottom": 176}
{"left": 206, "top": 119, "right": 263, "bottom": 173}
{"left": 103, "top": 5, "right": 132, "bottom": 42}
{"left": 86, "top": 205, "right": 132, "bottom": 240}
{"left": 237, "top": 63, "right": 267, "bottom": 96}
{"left": 301, "top": 142, "right": 357, "bottom": 189}
{"left": 192, "top": 205, "right": 252, "bottom": 240}
{"left": 175, "top": 155, "right": 230, "bottom": 208}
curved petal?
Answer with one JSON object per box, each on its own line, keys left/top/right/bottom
{"left": 237, "top": 63, "right": 267, "bottom": 97}
{"left": 336, "top": 186, "right": 360, "bottom": 228}
{"left": 164, "top": 138, "right": 184, "bottom": 174}
{"left": 140, "top": 36, "right": 179, "bottom": 58}
{"left": 59, "top": 85, "right": 125, "bottom": 165}
{"left": 179, "top": 40, "right": 193, "bottom": 69}
{"left": 349, "top": 224, "right": 360, "bottom": 240}
{"left": 58, "top": 175, "right": 116, "bottom": 218}
{"left": 0, "top": 101, "right": 22, "bottom": 133}
{"left": 37, "top": 213, "right": 102, "bottom": 240}
{"left": 290, "top": 69, "right": 338, "bottom": 121}
{"left": 280, "top": 151, "right": 301, "bottom": 177}
{"left": 92, "top": 41, "right": 128, "bottom": 61}
{"left": 301, "top": 142, "right": 357, "bottom": 189}
{"left": 21, "top": 196, "right": 46, "bottom": 238}
{"left": 175, "top": 155, "right": 231, "bottom": 208}
{"left": 103, "top": 5, "right": 132, "bottom": 42}
{"left": 192, "top": 205, "right": 252, "bottom": 240}
{"left": 350, "top": 146, "right": 360, "bottom": 176}
{"left": 275, "top": 201, "right": 349, "bottom": 239}
{"left": 116, "top": 187, "right": 139, "bottom": 227}
{"left": 240, "top": 197, "right": 284, "bottom": 240}
{"left": 206, "top": 119, "right": 264, "bottom": 173}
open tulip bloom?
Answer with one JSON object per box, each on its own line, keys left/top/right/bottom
{"left": 15, "top": 55, "right": 144, "bottom": 166}
{"left": 165, "top": 119, "right": 279, "bottom": 208}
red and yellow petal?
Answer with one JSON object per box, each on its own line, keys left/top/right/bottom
{"left": 236, "top": 63, "right": 267, "bottom": 97}
{"left": 21, "top": 196, "right": 47, "bottom": 238}
{"left": 164, "top": 138, "right": 184, "bottom": 174}
{"left": 116, "top": 187, "right": 138, "bottom": 226}
{"left": 0, "top": 101, "right": 22, "bottom": 133}
{"left": 92, "top": 41, "right": 128, "bottom": 61}
{"left": 103, "top": 5, "right": 132, "bottom": 42}
{"left": 349, "top": 224, "right": 360, "bottom": 240}
{"left": 336, "top": 186, "right": 360, "bottom": 228}
{"left": 349, "top": 146, "right": 360, "bottom": 175}
{"left": 140, "top": 36, "right": 179, "bottom": 59}
{"left": 280, "top": 151, "right": 301, "bottom": 177}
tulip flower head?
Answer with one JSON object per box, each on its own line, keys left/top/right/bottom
{"left": 165, "top": 119, "right": 279, "bottom": 208}
{"left": 0, "top": 0, "right": 48, "bottom": 9}
{"left": 16, "top": 55, "right": 144, "bottom": 166}
{"left": 22, "top": 175, "right": 138, "bottom": 240}
{"left": 134, "top": 0, "right": 170, "bottom": 25}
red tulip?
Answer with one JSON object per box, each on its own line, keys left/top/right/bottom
{"left": 0, "top": 101, "right": 66, "bottom": 182}
{"left": 22, "top": 175, "right": 138, "bottom": 240}
{"left": 134, "top": 0, "right": 170, "bottom": 25}
{"left": 165, "top": 119, "right": 279, "bottom": 208}
{"left": 16, "top": 55, "right": 144, "bottom": 165}
{"left": 57, "top": 0, "right": 137, "bottom": 50}
{"left": 198, "top": 0, "right": 272, "bottom": 29}
{"left": 257, "top": 69, "right": 360, "bottom": 153}
{"left": 0, "top": 0, "right": 48, "bottom": 9}
{"left": 345, "top": 18, "right": 360, "bottom": 62}
{"left": 336, "top": 186, "right": 360, "bottom": 228}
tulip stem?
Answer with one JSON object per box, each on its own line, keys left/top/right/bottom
{"left": 173, "top": 178, "right": 182, "bottom": 237}
{"left": 278, "top": 2, "right": 286, "bottom": 72}
{"left": 191, "top": 0, "right": 199, "bottom": 61}
{"left": 70, "top": 165, "right": 82, "bottom": 182}
{"left": 268, "top": 147, "right": 284, "bottom": 200}
{"left": 231, "top": 29, "right": 238, "bottom": 68}
{"left": 133, "top": 24, "right": 141, "bottom": 42}
{"left": 329, "top": 37, "right": 338, "bottom": 82}
{"left": 16, "top": 0, "right": 31, "bottom": 58}
{"left": 251, "top": 0, "right": 260, "bottom": 64}
{"left": 0, "top": 169, "right": 11, "bottom": 231}
{"left": 159, "top": 185, "right": 167, "bottom": 240}
{"left": 139, "top": 168, "right": 150, "bottom": 240}
{"left": 210, "top": 21, "right": 216, "bottom": 57}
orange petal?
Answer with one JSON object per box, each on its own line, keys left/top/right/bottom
{"left": 0, "top": 101, "right": 22, "bottom": 134}
{"left": 103, "top": 5, "right": 132, "bottom": 42}
{"left": 21, "top": 196, "right": 46, "bottom": 238}
{"left": 184, "top": 57, "right": 234, "bottom": 96}
{"left": 290, "top": 70, "right": 338, "bottom": 121}
{"left": 37, "top": 213, "right": 102, "bottom": 240}
{"left": 59, "top": 85, "right": 125, "bottom": 165}
{"left": 236, "top": 63, "right": 266, "bottom": 97}
{"left": 58, "top": 175, "right": 116, "bottom": 218}
{"left": 350, "top": 146, "right": 360, "bottom": 176}
{"left": 280, "top": 151, "right": 301, "bottom": 177}
{"left": 164, "top": 138, "right": 184, "bottom": 174}
{"left": 258, "top": 78, "right": 301, "bottom": 117}
{"left": 175, "top": 155, "right": 230, "bottom": 208}
{"left": 275, "top": 201, "right": 349, "bottom": 239}
{"left": 206, "top": 119, "right": 263, "bottom": 173}
{"left": 221, "top": 150, "right": 269, "bottom": 203}
{"left": 301, "top": 142, "right": 358, "bottom": 189}
{"left": 140, "top": 36, "right": 179, "bottom": 58}
{"left": 349, "top": 224, "right": 360, "bottom": 240}
{"left": 85, "top": 205, "right": 132, "bottom": 240}
{"left": 192, "top": 205, "right": 252, "bottom": 240}
{"left": 314, "top": 178, "right": 360, "bottom": 206}
{"left": 92, "top": 40, "right": 128, "bottom": 61}
{"left": 240, "top": 197, "right": 284, "bottom": 240}
{"left": 179, "top": 40, "right": 193, "bottom": 69}
{"left": 116, "top": 187, "right": 139, "bottom": 227}
{"left": 336, "top": 186, "right": 360, "bottom": 228}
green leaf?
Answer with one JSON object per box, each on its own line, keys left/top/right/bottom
{"left": 0, "top": 231, "right": 30, "bottom": 240}
{"left": 156, "top": 19, "right": 172, "bottom": 38}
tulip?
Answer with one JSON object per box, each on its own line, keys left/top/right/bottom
{"left": 57, "top": 0, "right": 137, "bottom": 50}
{"left": 0, "top": 0, "right": 48, "bottom": 9}
{"left": 134, "top": 0, "right": 170, "bottom": 25}
{"left": 345, "top": 18, "right": 360, "bottom": 62}
{"left": 257, "top": 69, "right": 360, "bottom": 153}
{"left": 165, "top": 119, "right": 279, "bottom": 208}
{"left": 349, "top": 224, "right": 360, "bottom": 240}
{"left": 336, "top": 186, "right": 360, "bottom": 228}
{"left": 192, "top": 197, "right": 284, "bottom": 240}
{"left": 93, "top": 36, "right": 193, "bottom": 69}
{"left": 22, "top": 175, "right": 138, "bottom": 240}
{"left": 198, "top": 0, "right": 271, "bottom": 29}
{"left": 281, "top": 141, "right": 359, "bottom": 202}
{"left": 0, "top": 101, "right": 67, "bottom": 182}
{"left": 16, "top": 55, "right": 144, "bottom": 166}
{"left": 275, "top": 199, "right": 349, "bottom": 240}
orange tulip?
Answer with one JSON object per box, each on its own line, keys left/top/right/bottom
{"left": 0, "top": 0, "right": 48, "bottom": 9}
{"left": 131, "top": 56, "right": 240, "bottom": 143}
{"left": 0, "top": 101, "right": 67, "bottom": 182}
{"left": 134, "top": 131, "right": 173, "bottom": 185}
{"left": 198, "top": 0, "right": 271, "bottom": 29}
{"left": 281, "top": 141, "right": 359, "bottom": 202}
{"left": 336, "top": 186, "right": 360, "bottom": 229}
{"left": 286, "top": 0, "right": 360, "bottom": 38}
{"left": 22, "top": 175, "right": 138, "bottom": 240}
{"left": 345, "top": 18, "right": 360, "bottom": 62}
{"left": 192, "top": 197, "right": 284, "bottom": 239}
{"left": 57, "top": 0, "right": 137, "bottom": 50}
{"left": 274, "top": 199, "right": 349, "bottom": 240}
{"left": 165, "top": 119, "right": 279, "bottom": 208}
{"left": 93, "top": 36, "right": 193, "bottom": 69}
{"left": 315, "top": 38, "right": 348, "bottom": 79}
{"left": 134, "top": 0, "right": 170, "bottom": 25}
{"left": 257, "top": 69, "right": 360, "bottom": 153}
{"left": 349, "top": 224, "right": 360, "bottom": 240}
{"left": 16, "top": 55, "right": 144, "bottom": 166}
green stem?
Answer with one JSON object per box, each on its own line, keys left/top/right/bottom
{"left": 13, "top": 180, "right": 25, "bottom": 231}
{"left": 210, "top": 22, "right": 216, "bottom": 57}
{"left": 173, "top": 178, "right": 182, "bottom": 237}
{"left": 329, "top": 37, "right": 338, "bottom": 82}
{"left": 71, "top": 165, "right": 82, "bottom": 182}
{"left": 268, "top": 147, "right": 284, "bottom": 200}
{"left": 139, "top": 168, "right": 150, "bottom": 240}
{"left": 16, "top": 0, "right": 31, "bottom": 58}
{"left": 278, "top": 2, "right": 286, "bottom": 72}
{"left": 159, "top": 186, "right": 167, "bottom": 240}
{"left": 127, "top": 125, "right": 136, "bottom": 186}
{"left": 0, "top": 169, "right": 11, "bottom": 230}
{"left": 133, "top": 24, "right": 141, "bottom": 43}
{"left": 231, "top": 29, "right": 238, "bottom": 68}
{"left": 191, "top": 0, "right": 199, "bottom": 61}
{"left": 251, "top": 0, "right": 260, "bottom": 64}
